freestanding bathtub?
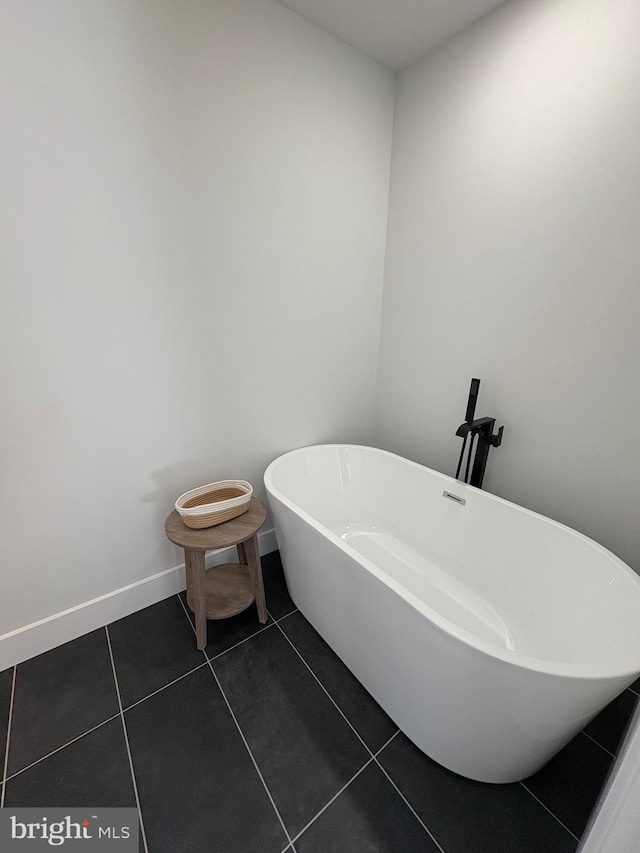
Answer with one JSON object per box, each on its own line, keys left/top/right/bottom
{"left": 264, "top": 444, "right": 640, "bottom": 783}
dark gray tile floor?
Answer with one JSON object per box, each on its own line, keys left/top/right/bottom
{"left": 0, "top": 551, "right": 637, "bottom": 853}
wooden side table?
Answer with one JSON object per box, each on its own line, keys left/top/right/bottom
{"left": 165, "top": 497, "right": 267, "bottom": 650}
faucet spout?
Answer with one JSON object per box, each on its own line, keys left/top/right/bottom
{"left": 455, "top": 417, "right": 496, "bottom": 438}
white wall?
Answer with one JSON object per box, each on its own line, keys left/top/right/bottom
{"left": 376, "top": 0, "right": 640, "bottom": 571}
{"left": 0, "top": 0, "right": 394, "bottom": 648}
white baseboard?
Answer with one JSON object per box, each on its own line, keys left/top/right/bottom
{"left": 0, "top": 527, "right": 278, "bottom": 672}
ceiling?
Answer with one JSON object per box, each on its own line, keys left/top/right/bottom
{"left": 276, "top": 0, "right": 506, "bottom": 70}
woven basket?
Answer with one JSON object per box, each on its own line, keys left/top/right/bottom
{"left": 175, "top": 480, "right": 253, "bottom": 529}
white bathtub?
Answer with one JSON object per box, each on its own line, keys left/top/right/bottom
{"left": 264, "top": 444, "right": 640, "bottom": 783}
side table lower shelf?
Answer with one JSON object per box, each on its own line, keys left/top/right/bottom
{"left": 185, "top": 563, "right": 255, "bottom": 620}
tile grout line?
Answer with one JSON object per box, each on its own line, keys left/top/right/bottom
{"left": 273, "top": 608, "right": 298, "bottom": 624}
{"left": 178, "top": 594, "right": 258, "bottom": 668}
{"left": 105, "top": 626, "right": 149, "bottom": 853}
{"left": 207, "top": 621, "right": 276, "bottom": 663}
{"left": 5, "top": 661, "right": 213, "bottom": 783}
{"left": 178, "top": 593, "right": 300, "bottom": 848}
{"left": 520, "top": 781, "right": 580, "bottom": 842}
{"left": 288, "top": 758, "right": 375, "bottom": 846}
{"left": 272, "top": 615, "right": 386, "bottom": 756}
{"left": 375, "top": 729, "right": 400, "bottom": 755}
{"left": 175, "top": 594, "right": 211, "bottom": 667}
{"left": 517, "top": 723, "right": 624, "bottom": 843}
{"left": 271, "top": 619, "right": 447, "bottom": 853}
{"left": 176, "top": 595, "right": 296, "bottom": 851}
{"left": 204, "top": 656, "right": 295, "bottom": 852}
{"left": 176, "top": 593, "right": 205, "bottom": 646}
{"left": 287, "top": 732, "right": 402, "bottom": 847}
{"left": 580, "top": 729, "right": 616, "bottom": 759}
{"left": 4, "top": 713, "right": 121, "bottom": 784}
{"left": 373, "top": 761, "right": 447, "bottom": 853}
{"left": 0, "top": 666, "right": 16, "bottom": 808}
{"left": 176, "top": 593, "right": 288, "bottom": 848}
{"left": 178, "top": 591, "right": 291, "bottom": 666}
{"left": 121, "top": 662, "right": 209, "bottom": 713}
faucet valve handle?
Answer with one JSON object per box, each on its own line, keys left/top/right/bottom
{"left": 490, "top": 425, "right": 504, "bottom": 447}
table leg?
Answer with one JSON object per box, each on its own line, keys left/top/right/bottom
{"left": 244, "top": 535, "right": 267, "bottom": 624}
{"left": 184, "top": 548, "right": 194, "bottom": 591}
{"left": 191, "top": 549, "right": 208, "bottom": 650}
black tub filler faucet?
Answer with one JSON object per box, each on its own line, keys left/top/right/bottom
{"left": 454, "top": 378, "right": 503, "bottom": 490}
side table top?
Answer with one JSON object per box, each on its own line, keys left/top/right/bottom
{"left": 165, "top": 496, "right": 267, "bottom": 550}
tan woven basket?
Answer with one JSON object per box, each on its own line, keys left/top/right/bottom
{"left": 175, "top": 480, "right": 253, "bottom": 529}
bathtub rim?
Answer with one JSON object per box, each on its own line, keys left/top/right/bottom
{"left": 264, "top": 443, "right": 640, "bottom": 683}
